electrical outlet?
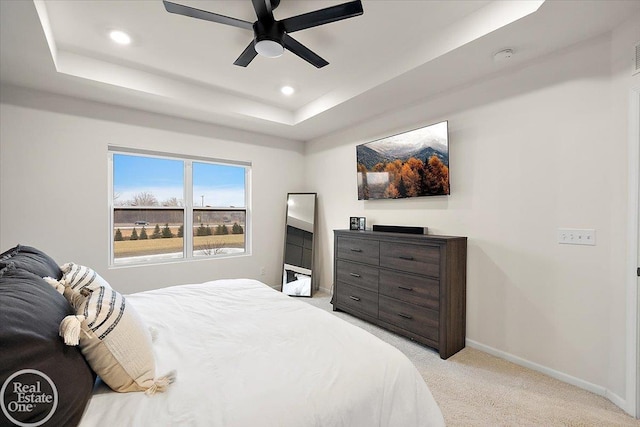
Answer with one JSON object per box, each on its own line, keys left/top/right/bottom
{"left": 557, "top": 228, "right": 596, "bottom": 246}
{"left": 260, "top": 267, "right": 266, "bottom": 276}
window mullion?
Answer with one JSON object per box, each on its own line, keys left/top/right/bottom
{"left": 185, "top": 161, "right": 193, "bottom": 259}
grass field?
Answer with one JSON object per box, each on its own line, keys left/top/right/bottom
{"left": 114, "top": 234, "right": 244, "bottom": 258}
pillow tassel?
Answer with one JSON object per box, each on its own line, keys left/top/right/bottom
{"left": 59, "top": 315, "right": 86, "bottom": 346}
{"left": 144, "top": 370, "right": 177, "bottom": 396}
{"left": 43, "top": 276, "right": 65, "bottom": 294}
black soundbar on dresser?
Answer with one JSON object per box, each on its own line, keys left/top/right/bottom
{"left": 372, "top": 225, "right": 427, "bottom": 234}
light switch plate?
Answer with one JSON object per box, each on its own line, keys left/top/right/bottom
{"left": 557, "top": 228, "right": 596, "bottom": 246}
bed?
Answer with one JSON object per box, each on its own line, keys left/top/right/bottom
{"left": 0, "top": 245, "right": 444, "bottom": 427}
{"left": 81, "top": 279, "right": 444, "bottom": 426}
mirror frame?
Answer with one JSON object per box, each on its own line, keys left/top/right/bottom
{"left": 281, "top": 192, "right": 317, "bottom": 297}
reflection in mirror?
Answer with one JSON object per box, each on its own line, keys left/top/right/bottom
{"left": 282, "top": 193, "right": 317, "bottom": 297}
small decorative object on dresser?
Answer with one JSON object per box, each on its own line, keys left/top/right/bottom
{"left": 332, "top": 229, "right": 467, "bottom": 359}
{"left": 350, "top": 217, "right": 360, "bottom": 230}
{"left": 358, "top": 217, "right": 366, "bottom": 230}
{"left": 349, "top": 217, "right": 367, "bottom": 230}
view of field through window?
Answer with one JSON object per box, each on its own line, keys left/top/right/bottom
{"left": 112, "top": 153, "right": 247, "bottom": 264}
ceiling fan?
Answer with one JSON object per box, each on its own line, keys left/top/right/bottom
{"left": 163, "top": 0, "right": 364, "bottom": 68}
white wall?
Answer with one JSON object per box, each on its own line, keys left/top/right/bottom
{"left": 0, "top": 87, "right": 305, "bottom": 293}
{"left": 305, "top": 18, "right": 639, "bottom": 407}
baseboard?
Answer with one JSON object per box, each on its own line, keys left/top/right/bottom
{"left": 605, "top": 389, "right": 628, "bottom": 414}
{"left": 466, "top": 339, "right": 628, "bottom": 413}
{"left": 318, "top": 285, "right": 332, "bottom": 295}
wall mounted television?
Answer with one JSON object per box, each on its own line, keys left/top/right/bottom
{"left": 356, "top": 120, "right": 450, "bottom": 200}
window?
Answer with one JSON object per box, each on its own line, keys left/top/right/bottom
{"left": 109, "top": 148, "right": 250, "bottom": 265}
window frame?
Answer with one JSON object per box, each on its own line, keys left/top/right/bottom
{"left": 108, "top": 146, "right": 251, "bottom": 267}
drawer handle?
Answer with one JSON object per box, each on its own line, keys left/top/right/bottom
{"left": 398, "top": 286, "right": 413, "bottom": 291}
{"left": 399, "top": 255, "right": 415, "bottom": 261}
{"left": 398, "top": 312, "right": 413, "bottom": 320}
{"left": 349, "top": 273, "right": 361, "bottom": 278}
{"left": 349, "top": 296, "right": 361, "bottom": 301}
{"left": 350, "top": 248, "right": 363, "bottom": 253}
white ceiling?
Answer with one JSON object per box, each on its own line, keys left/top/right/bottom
{"left": 1, "top": 0, "right": 639, "bottom": 141}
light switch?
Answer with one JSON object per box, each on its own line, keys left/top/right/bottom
{"left": 557, "top": 228, "right": 596, "bottom": 246}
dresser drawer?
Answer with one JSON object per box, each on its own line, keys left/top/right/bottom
{"left": 336, "top": 260, "right": 379, "bottom": 292}
{"left": 336, "top": 236, "right": 379, "bottom": 265}
{"left": 380, "top": 242, "right": 440, "bottom": 277}
{"left": 379, "top": 270, "right": 439, "bottom": 310}
{"left": 378, "top": 296, "right": 438, "bottom": 341}
{"left": 336, "top": 282, "right": 378, "bottom": 318}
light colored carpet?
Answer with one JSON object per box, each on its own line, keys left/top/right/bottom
{"left": 303, "top": 291, "right": 638, "bottom": 427}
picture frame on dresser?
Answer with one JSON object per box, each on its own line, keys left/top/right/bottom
{"left": 332, "top": 229, "right": 467, "bottom": 359}
{"left": 349, "top": 217, "right": 366, "bottom": 231}
{"left": 349, "top": 217, "right": 360, "bottom": 230}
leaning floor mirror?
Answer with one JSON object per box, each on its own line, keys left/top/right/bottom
{"left": 281, "top": 193, "right": 317, "bottom": 297}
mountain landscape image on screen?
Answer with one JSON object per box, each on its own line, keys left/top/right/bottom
{"left": 356, "top": 121, "right": 450, "bottom": 200}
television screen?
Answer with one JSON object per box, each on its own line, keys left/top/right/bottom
{"left": 356, "top": 121, "right": 449, "bottom": 200}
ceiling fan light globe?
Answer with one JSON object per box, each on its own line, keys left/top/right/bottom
{"left": 255, "top": 40, "right": 284, "bottom": 58}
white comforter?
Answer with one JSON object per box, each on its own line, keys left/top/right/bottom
{"left": 79, "top": 279, "right": 444, "bottom": 427}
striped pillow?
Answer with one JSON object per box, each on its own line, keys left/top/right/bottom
{"left": 60, "top": 262, "right": 111, "bottom": 292}
{"left": 47, "top": 271, "right": 175, "bottom": 394}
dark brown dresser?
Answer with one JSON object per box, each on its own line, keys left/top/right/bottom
{"left": 332, "top": 229, "right": 467, "bottom": 359}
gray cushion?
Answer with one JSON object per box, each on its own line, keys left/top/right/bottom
{"left": 0, "top": 263, "right": 95, "bottom": 426}
{"left": 0, "top": 244, "right": 62, "bottom": 280}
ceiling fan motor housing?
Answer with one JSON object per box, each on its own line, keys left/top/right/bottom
{"left": 254, "top": 20, "right": 284, "bottom": 44}
{"left": 253, "top": 20, "right": 285, "bottom": 57}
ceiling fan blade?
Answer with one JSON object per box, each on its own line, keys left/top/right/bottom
{"left": 283, "top": 34, "right": 328, "bottom": 68}
{"left": 281, "top": 0, "right": 363, "bottom": 34}
{"left": 163, "top": 0, "right": 253, "bottom": 31}
{"left": 233, "top": 42, "right": 258, "bottom": 67}
{"left": 251, "top": 0, "right": 274, "bottom": 22}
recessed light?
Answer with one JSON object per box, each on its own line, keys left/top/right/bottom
{"left": 109, "top": 30, "right": 131, "bottom": 45}
{"left": 281, "top": 86, "right": 295, "bottom": 96}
